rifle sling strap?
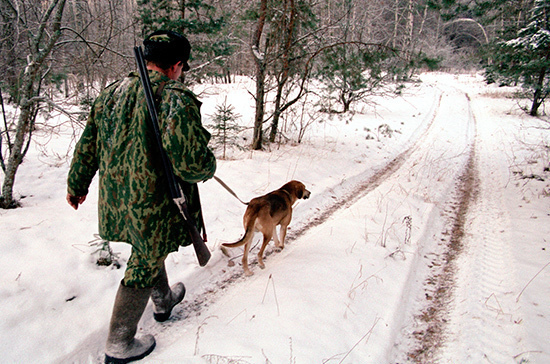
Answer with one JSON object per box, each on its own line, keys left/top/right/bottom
{"left": 153, "top": 80, "right": 207, "bottom": 241}
{"left": 154, "top": 81, "right": 167, "bottom": 108}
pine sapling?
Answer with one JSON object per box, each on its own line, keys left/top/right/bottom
{"left": 208, "top": 99, "right": 245, "bottom": 159}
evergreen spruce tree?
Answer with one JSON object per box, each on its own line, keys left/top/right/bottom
{"left": 485, "top": 0, "right": 550, "bottom": 116}
{"left": 137, "top": 0, "right": 232, "bottom": 81}
{"left": 317, "top": 43, "right": 388, "bottom": 113}
{"left": 208, "top": 99, "right": 245, "bottom": 159}
{"left": 313, "top": 0, "right": 394, "bottom": 114}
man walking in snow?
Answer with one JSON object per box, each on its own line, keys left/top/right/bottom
{"left": 66, "top": 30, "right": 216, "bottom": 363}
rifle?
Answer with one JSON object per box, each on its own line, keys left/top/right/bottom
{"left": 133, "top": 46, "right": 211, "bottom": 267}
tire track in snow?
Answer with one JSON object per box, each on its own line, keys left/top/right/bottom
{"left": 403, "top": 90, "right": 523, "bottom": 363}
{"left": 435, "top": 94, "right": 524, "bottom": 364}
{"left": 405, "top": 141, "right": 478, "bottom": 363}
{"left": 387, "top": 89, "right": 479, "bottom": 363}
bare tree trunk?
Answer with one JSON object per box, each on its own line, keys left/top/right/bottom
{"left": 253, "top": 65, "right": 266, "bottom": 150}
{"left": 251, "top": 0, "right": 267, "bottom": 150}
{"left": 530, "top": 68, "right": 547, "bottom": 116}
{"left": 405, "top": 0, "right": 414, "bottom": 60}
{"left": 2, "top": 94, "right": 34, "bottom": 208}
{"left": 392, "top": 0, "right": 399, "bottom": 48}
{"left": 179, "top": 0, "right": 186, "bottom": 24}
{"left": 269, "top": 0, "right": 296, "bottom": 143}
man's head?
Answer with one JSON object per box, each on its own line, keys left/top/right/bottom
{"left": 143, "top": 30, "right": 191, "bottom": 72}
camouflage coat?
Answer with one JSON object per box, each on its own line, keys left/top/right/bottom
{"left": 67, "top": 70, "right": 216, "bottom": 257}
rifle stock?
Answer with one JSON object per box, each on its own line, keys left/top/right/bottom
{"left": 134, "top": 46, "right": 211, "bottom": 267}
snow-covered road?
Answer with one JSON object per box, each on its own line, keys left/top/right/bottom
{"left": 435, "top": 80, "right": 550, "bottom": 364}
{"left": 2, "top": 73, "right": 549, "bottom": 364}
{"left": 143, "top": 78, "right": 537, "bottom": 363}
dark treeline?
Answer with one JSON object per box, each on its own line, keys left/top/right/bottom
{"left": 0, "top": 0, "right": 495, "bottom": 104}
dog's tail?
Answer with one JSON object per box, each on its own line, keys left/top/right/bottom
{"left": 222, "top": 216, "right": 256, "bottom": 248}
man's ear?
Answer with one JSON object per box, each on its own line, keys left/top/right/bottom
{"left": 171, "top": 61, "right": 183, "bottom": 71}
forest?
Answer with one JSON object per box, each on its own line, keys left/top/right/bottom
{"left": 1, "top": 0, "right": 549, "bottom": 208}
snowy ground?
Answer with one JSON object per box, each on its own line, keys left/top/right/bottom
{"left": 1, "top": 72, "right": 549, "bottom": 364}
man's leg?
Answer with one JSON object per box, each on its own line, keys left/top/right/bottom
{"left": 104, "top": 283, "right": 155, "bottom": 364}
{"left": 104, "top": 250, "right": 165, "bottom": 363}
{"left": 150, "top": 263, "right": 186, "bottom": 322}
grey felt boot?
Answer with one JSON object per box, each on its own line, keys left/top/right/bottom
{"left": 151, "top": 266, "right": 185, "bottom": 322}
{"left": 104, "top": 283, "right": 156, "bottom": 364}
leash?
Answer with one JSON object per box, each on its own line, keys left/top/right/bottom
{"left": 213, "top": 176, "right": 249, "bottom": 205}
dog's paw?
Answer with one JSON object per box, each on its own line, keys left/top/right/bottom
{"left": 274, "top": 246, "right": 284, "bottom": 252}
{"left": 244, "top": 270, "right": 254, "bottom": 276}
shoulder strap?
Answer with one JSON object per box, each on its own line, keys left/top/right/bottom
{"left": 154, "top": 81, "right": 167, "bottom": 108}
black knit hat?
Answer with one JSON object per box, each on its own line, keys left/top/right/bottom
{"left": 143, "top": 30, "right": 191, "bottom": 71}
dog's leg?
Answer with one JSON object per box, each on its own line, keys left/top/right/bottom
{"left": 272, "top": 226, "right": 282, "bottom": 251}
{"left": 242, "top": 240, "right": 253, "bottom": 276}
{"left": 278, "top": 224, "right": 288, "bottom": 250}
{"left": 257, "top": 232, "right": 272, "bottom": 269}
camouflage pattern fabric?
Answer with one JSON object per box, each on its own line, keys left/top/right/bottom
{"left": 67, "top": 70, "right": 216, "bottom": 287}
{"left": 124, "top": 251, "right": 166, "bottom": 288}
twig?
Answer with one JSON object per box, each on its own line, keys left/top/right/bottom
{"left": 348, "top": 274, "right": 382, "bottom": 300}
{"left": 338, "top": 317, "right": 381, "bottom": 364}
{"left": 516, "top": 261, "right": 550, "bottom": 302}
{"left": 403, "top": 215, "right": 412, "bottom": 245}
{"left": 227, "top": 309, "right": 247, "bottom": 325}
{"left": 483, "top": 293, "right": 512, "bottom": 320}
{"left": 261, "top": 349, "right": 273, "bottom": 364}
{"left": 378, "top": 201, "right": 390, "bottom": 247}
{"left": 195, "top": 316, "right": 217, "bottom": 356}
{"left": 262, "top": 274, "right": 280, "bottom": 316}
{"left": 513, "top": 350, "right": 543, "bottom": 360}
{"left": 387, "top": 248, "right": 406, "bottom": 260}
{"left": 289, "top": 337, "right": 295, "bottom": 364}
{"left": 201, "top": 354, "right": 253, "bottom": 364}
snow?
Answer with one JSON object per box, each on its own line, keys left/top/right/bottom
{"left": 1, "top": 72, "right": 550, "bottom": 364}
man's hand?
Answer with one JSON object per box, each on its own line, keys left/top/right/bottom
{"left": 67, "top": 194, "right": 87, "bottom": 210}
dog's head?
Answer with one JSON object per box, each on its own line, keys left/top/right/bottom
{"left": 282, "top": 180, "right": 311, "bottom": 201}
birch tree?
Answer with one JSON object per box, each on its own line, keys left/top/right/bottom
{"left": 247, "top": 0, "right": 319, "bottom": 149}
{"left": 0, "top": 0, "right": 67, "bottom": 208}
